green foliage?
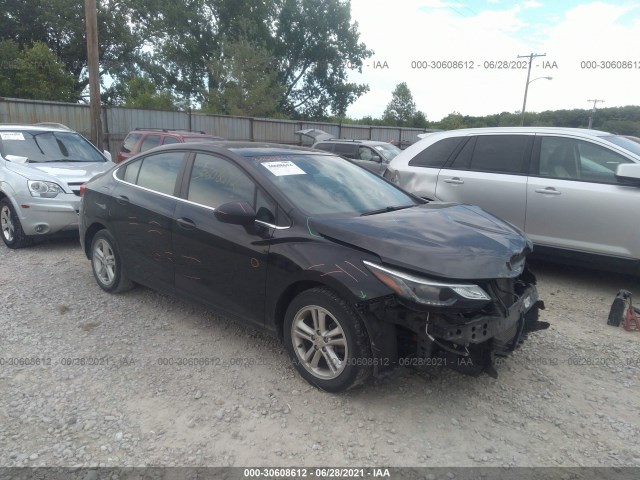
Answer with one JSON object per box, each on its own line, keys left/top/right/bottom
{"left": 204, "top": 39, "right": 284, "bottom": 117}
{"left": 428, "top": 106, "right": 640, "bottom": 133}
{"left": 1, "top": 0, "right": 141, "bottom": 98}
{"left": 0, "top": 40, "right": 75, "bottom": 101}
{"left": 273, "top": 0, "right": 372, "bottom": 118}
{"left": 383, "top": 82, "right": 416, "bottom": 126}
{"left": 118, "top": 76, "right": 179, "bottom": 110}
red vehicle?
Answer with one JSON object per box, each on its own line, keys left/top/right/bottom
{"left": 116, "top": 128, "right": 224, "bottom": 163}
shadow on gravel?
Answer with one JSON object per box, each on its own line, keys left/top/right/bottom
{"left": 528, "top": 258, "right": 640, "bottom": 291}
{"left": 26, "top": 231, "right": 82, "bottom": 251}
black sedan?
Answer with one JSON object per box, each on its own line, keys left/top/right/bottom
{"left": 79, "top": 142, "right": 548, "bottom": 392}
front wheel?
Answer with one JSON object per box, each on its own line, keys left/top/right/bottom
{"left": 284, "top": 287, "right": 372, "bottom": 392}
{"left": 0, "top": 199, "right": 31, "bottom": 248}
{"left": 90, "top": 230, "right": 134, "bottom": 293}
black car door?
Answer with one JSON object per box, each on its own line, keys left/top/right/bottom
{"left": 111, "top": 150, "right": 188, "bottom": 290}
{"left": 172, "top": 152, "right": 276, "bottom": 326}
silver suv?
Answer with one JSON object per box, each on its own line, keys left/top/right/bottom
{"left": 0, "top": 124, "right": 114, "bottom": 248}
{"left": 297, "top": 129, "right": 401, "bottom": 174}
{"left": 384, "top": 127, "right": 640, "bottom": 273}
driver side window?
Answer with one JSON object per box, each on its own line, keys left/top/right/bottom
{"left": 186, "top": 154, "right": 278, "bottom": 224}
{"left": 538, "top": 137, "right": 632, "bottom": 184}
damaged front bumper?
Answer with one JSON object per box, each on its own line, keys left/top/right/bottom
{"left": 429, "top": 286, "right": 542, "bottom": 346}
{"left": 362, "top": 267, "right": 549, "bottom": 377}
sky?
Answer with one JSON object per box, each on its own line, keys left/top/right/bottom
{"left": 345, "top": 0, "right": 640, "bottom": 121}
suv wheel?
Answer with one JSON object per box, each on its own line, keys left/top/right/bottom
{"left": 0, "top": 199, "right": 31, "bottom": 248}
{"left": 284, "top": 287, "right": 372, "bottom": 392}
{"left": 90, "top": 230, "right": 134, "bottom": 293}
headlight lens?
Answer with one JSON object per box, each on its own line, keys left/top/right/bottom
{"left": 363, "top": 260, "right": 491, "bottom": 308}
{"left": 28, "top": 180, "right": 63, "bottom": 198}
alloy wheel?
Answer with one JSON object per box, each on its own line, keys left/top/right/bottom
{"left": 92, "top": 238, "right": 116, "bottom": 286}
{"left": 1, "top": 205, "right": 15, "bottom": 243}
{"left": 291, "top": 305, "right": 349, "bottom": 380}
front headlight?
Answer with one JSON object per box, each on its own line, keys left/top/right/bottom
{"left": 28, "top": 180, "right": 63, "bottom": 198}
{"left": 363, "top": 260, "right": 491, "bottom": 309}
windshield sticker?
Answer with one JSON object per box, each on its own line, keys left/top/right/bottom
{"left": 0, "top": 132, "right": 25, "bottom": 141}
{"left": 262, "top": 161, "right": 306, "bottom": 176}
{"left": 374, "top": 146, "right": 384, "bottom": 151}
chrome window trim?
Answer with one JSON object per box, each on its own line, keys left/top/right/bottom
{"left": 112, "top": 168, "right": 291, "bottom": 230}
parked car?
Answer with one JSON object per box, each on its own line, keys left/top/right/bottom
{"left": 384, "top": 127, "right": 640, "bottom": 274}
{"left": 79, "top": 142, "right": 547, "bottom": 392}
{"left": 296, "top": 129, "right": 401, "bottom": 174}
{"left": 0, "top": 123, "right": 114, "bottom": 248}
{"left": 117, "top": 128, "right": 224, "bottom": 163}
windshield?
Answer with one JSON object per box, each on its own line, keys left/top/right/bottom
{"left": 372, "top": 143, "right": 402, "bottom": 161}
{"left": 253, "top": 154, "right": 419, "bottom": 216}
{"left": 0, "top": 130, "right": 106, "bottom": 163}
{"left": 602, "top": 135, "right": 640, "bottom": 158}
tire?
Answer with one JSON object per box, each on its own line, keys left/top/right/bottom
{"left": 0, "top": 198, "right": 31, "bottom": 249}
{"left": 284, "top": 287, "right": 373, "bottom": 392}
{"left": 90, "top": 229, "right": 134, "bottom": 293}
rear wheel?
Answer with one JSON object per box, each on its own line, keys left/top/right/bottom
{"left": 90, "top": 230, "right": 134, "bottom": 293}
{"left": 284, "top": 287, "right": 372, "bottom": 392}
{"left": 0, "top": 199, "right": 31, "bottom": 249}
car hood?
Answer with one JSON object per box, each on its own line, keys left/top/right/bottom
{"left": 308, "top": 203, "right": 532, "bottom": 280}
{"left": 6, "top": 161, "right": 113, "bottom": 185}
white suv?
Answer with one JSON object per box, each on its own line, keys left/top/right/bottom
{"left": 384, "top": 127, "right": 640, "bottom": 274}
{"left": 0, "top": 124, "right": 114, "bottom": 248}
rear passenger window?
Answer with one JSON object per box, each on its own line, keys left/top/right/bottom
{"left": 162, "top": 136, "right": 180, "bottom": 145}
{"left": 123, "top": 159, "right": 142, "bottom": 183}
{"left": 136, "top": 151, "right": 185, "bottom": 195}
{"left": 333, "top": 143, "right": 357, "bottom": 158}
{"left": 314, "top": 143, "right": 333, "bottom": 152}
{"left": 409, "top": 137, "right": 464, "bottom": 168}
{"left": 463, "top": 135, "right": 529, "bottom": 174}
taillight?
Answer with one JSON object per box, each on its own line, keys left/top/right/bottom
{"left": 79, "top": 184, "right": 87, "bottom": 197}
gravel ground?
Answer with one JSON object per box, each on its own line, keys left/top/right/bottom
{"left": 1, "top": 235, "right": 639, "bottom": 468}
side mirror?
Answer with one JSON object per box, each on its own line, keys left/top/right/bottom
{"left": 372, "top": 154, "right": 382, "bottom": 163}
{"left": 615, "top": 163, "right": 640, "bottom": 186}
{"left": 103, "top": 150, "right": 113, "bottom": 162}
{"left": 214, "top": 201, "right": 256, "bottom": 225}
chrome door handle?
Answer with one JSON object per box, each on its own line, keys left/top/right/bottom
{"left": 116, "top": 195, "right": 130, "bottom": 205}
{"left": 534, "top": 187, "right": 561, "bottom": 195}
{"left": 443, "top": 177, "right": 464, "bottom": 185}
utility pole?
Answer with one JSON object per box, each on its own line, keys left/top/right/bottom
{"left": 85, "top": 0, "right": 103, "bottom": 150}
{"left": 518, "top": 52, "right": 546, "bottom": 126}
{"left": 587, "top": 99, "right": 605, "bottom": 129}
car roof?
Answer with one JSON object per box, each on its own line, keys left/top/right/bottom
{"left": 319, "top": 138, "right": 389, "bottom": 144}
{"left": 418, "top": 126, "right": 612, "bottom": 139}
{"left": 149, "top": 141, "right": 327, "bottom": 158}
{"left": 0, "top": 123, "right": 74, "bottom": 133}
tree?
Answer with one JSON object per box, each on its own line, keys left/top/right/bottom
{"left": 117, "top": 76, "right": 179, "bottom": 110}
{"left": 127, "top": 0, "right": 371, "bottom": 117}
{"left": 383, "top": 82, "right": 419, "bottom": 126}
{"left": 1, "top": 0, "right": 142, "bottom": 99}
{"left": 273, "top": 0, "right": 372, "bottom": 118}
{"left": 409, "top": 111, "right": 428, "bottom": 129}
{"left": 204, "top": 39, "right": 284, "bottom": 117}
{"left": 0, "top": 40, "right": 75, "bottom": 101}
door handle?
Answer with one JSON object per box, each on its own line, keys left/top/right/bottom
{"left": 443, "top": 177, "right": 464, "bottom": 185}
{"left": 176, "top": 217, "right": 196, "bottom": 230}
{"left": 116, "top": 195, "right": 129, "bottom": 205}
{"left": 534, "top": 187, "right": 561, "bottom": 195}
